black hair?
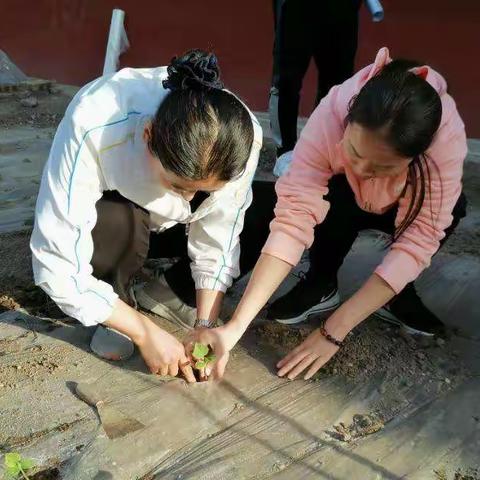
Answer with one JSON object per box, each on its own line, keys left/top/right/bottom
{"left": 347, "top": 59, "right": 443, "bottom": 240}
{"left": 148, "top": 49, "right": 254, "bottom": 182}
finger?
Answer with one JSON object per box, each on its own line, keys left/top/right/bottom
{"left": 286, "top": 353, "right": 317, "bottom": 380}
{"left": 183, "top": 339, "right": 194, "bottom": 358}
{"left": 159, "top": 365, "right": 168, "bottom": 377}
{"left": 277, "top": 349, "right": 310, "bottom": 377}
{"left": 199, "top": 367, "right": 207, "bottom": 382}
{"left": 211, "top": 352, "right": 229, "bottom": 380}
{"left": 304, "top": 356, "right": 327, "bottom": 380}
{"left": 179, "top": 356, "right": 196, "bottom": 383}
{"left": 168, "top": 362, "right": 179, "bottom": 378}
{"left": 277, "top": 346, "right": 302, "bottom": 369}
{"left": 147, "top": 363, "right": 159, "bottom": 375}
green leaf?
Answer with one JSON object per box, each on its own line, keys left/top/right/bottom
{"left": 4, "top": 454, "right": 21, "bottom": 469}
{"left": 20, "top": 457, "right": 35, "bottom": 470}
{"left": 195, "top": 360, "right": 206, "bottom": 369}
{"left": 205, "top": 354, "right": 216, "bottom": 364}
{"left": 5, "top": 463, "right": 21, "bottom": 476}
{"left": 192, "top": 343, "right": 209, "bottom": 360}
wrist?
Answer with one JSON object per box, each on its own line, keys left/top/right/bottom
{"left": 222, "top": 318, "right": 245, "bottom": 343}
{"left": 324, "top": 311, "right": 353, "bottom": 340}
{"left": 129, "top": 312, "right": 151, "bottom": 346}
{"left": 195, "top": 318, "right": 218, "bottom": 329}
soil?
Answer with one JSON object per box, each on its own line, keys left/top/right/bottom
{"left": 330, "top": 413, "right": 385, "bottom": 442}
{"left": 254, "top": 321, "right": 463, "bottom": 388}
{"left": 0, "top": 231, "right": 64, "bottom": 318}
{"left": 0, "top": 87, "right": 69, "bottom": 130}
{"left": 435, "top": 468, "right": 480, "bottom": 480}
{"left": 253, "top": 319, "right": 465, "bottom": 429}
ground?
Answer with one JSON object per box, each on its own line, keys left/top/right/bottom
{"left": 0, "top": 85, "right": 479, "bottom": 479}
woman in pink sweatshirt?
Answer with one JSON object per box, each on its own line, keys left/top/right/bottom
{"left": 189, "top": 48, "right": 467, "bottom": 381}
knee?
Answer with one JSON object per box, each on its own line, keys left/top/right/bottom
{"left": 90, "top": 326, "right": 135, "bottom": 361}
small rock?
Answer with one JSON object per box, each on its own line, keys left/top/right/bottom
{"left": 20, "top": 96, "right": 38, "bottom": 108}
{"left": 445, "top": 378, "right": 451, "bottom": 384}
{"left": 436, "top": 338, "right": 446, "bottom": 347}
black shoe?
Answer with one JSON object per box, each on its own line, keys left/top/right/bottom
{"left": 375, "top": 285, "right": 445, "bottom": 336}
{"left": 267, "top": 276, "right": 340, "bottom": 325}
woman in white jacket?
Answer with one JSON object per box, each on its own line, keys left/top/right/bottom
{"left": 30, "top": 50, "right": 272, "bottom": 382}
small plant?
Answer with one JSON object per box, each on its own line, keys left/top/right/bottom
{"left": 3, "top": 453, "right": 35, "bottom": 480}
{"left": 192, "top": 342, "right": 216, "bottom": 370}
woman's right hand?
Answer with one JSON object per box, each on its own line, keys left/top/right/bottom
{"left": 136, "top": 318, "right": 197, "bottom": 382}
{"left": 104, "top": 300, "right": 196, "bottom": 383}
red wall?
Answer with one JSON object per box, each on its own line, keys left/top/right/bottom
{"left": 2, "top": 0, "right": 479, "bottom": 136}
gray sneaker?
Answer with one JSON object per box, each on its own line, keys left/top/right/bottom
{"left": 135, "top": 274, "right": 197, "bottom": 330}
{"left": 90, "top": 325, "right": 135, "bottom": 361}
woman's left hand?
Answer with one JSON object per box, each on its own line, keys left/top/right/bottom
{"left": 277, "top": 328, "right": 340, "bottom": 380}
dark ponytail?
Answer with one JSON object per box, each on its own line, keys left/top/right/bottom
{"left": 347, "top": 59, "right": 442, "bottom": 240}
{"left": 148, "top": 49, "right": 254, "bottom": 182}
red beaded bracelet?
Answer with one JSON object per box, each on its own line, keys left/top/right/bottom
{"left": 319, "top": 324, "right": 344, "bottom": 348}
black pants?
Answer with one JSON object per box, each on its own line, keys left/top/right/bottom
{"left": 307, "top": 176, "right": 468, "bottom": 288}
{"left": 270, "top": 0, "right": 361, "bottom": 155}
{"left": 91, "top": 181, "right": 277, "bottom": 307}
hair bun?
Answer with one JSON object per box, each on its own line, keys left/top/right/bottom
{"left": 163, "top": 49, "right": 224, "bottom": 92}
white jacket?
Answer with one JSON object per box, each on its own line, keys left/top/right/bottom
{"left": 30, "top": 67, "right": 262, "bottom": 326}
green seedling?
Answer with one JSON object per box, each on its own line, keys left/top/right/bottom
{"left": 192, "top": 342, "right": 216, "bottom": 370}
{"left": 3, "top": 453, "right": 35, "bottom": 480}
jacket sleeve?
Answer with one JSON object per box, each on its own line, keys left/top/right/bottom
{"left": 262, "top": 92, "right": 342, "bottom": 266}
{"left": 375, "top": 120, "right": 467, "bottom": 293}
{"left": 188, "top": 132, "right": 261, "bottom": 292}
{"left": 30, "top": 114, "right": 118, "bottom": 327}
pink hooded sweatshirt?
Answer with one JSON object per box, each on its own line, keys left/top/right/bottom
{"left": 262, "top": 48, "right": 467, "bottom": 294}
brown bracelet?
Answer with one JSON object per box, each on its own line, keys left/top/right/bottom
{"left": 319, "top": 324, "right": 344, "bottom": 348}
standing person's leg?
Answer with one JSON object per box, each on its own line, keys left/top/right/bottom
{"left": 90, "top": 191, "right": 150, "bottom": 360}
{"left": 270, "top": 0, "right": 313, "bottom": 157}
{"left": 268, "top": 175, "right": 369, "bottom": 323}
{"left": 312, "top": 0, "right": 361, "bottom": 104}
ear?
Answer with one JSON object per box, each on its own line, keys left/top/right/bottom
{"left": 409, "top": 66, "right": 429, "bottom": 80}
{"left": 143, "top": 121, "right": 152, "bottom": 143}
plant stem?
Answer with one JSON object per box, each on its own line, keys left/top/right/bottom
{"left": 19, "top": 466, "right": 30, "bottom": 480}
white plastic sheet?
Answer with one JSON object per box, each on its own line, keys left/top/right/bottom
{"left": 103, "top": 9, "right": 130, "bottom": 75}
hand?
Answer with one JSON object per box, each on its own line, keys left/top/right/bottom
{"left": 184, "top": 324, "right": 241, "bottom": 380}
{"left": 136, "top": 318, "right": 196, "bottom": 383}
{"left": 277, "top": 328, "right": 340, "bottom": 380}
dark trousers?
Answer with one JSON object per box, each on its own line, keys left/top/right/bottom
{"left": 308, "top": 176, "right": 468, "bottom": 289}
{"left": 270, "top": 0, "right": 361, "bottom": 155}
{"left": 91, "top": 181, "right": 277, "bottom": 307}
